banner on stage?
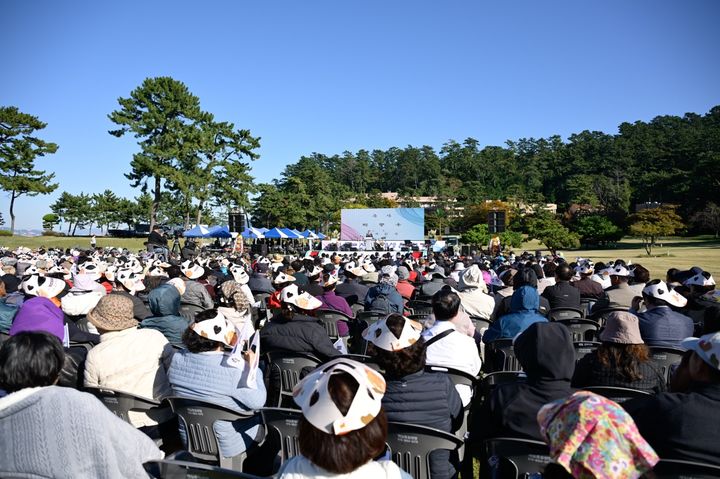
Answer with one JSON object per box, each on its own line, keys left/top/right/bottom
{"left": 340, "top": 208, "right": 424, "bottom": 241}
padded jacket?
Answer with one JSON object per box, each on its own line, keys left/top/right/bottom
{"left": 261, "top": 314, "right": 341, "bottom": 360}
{"left": 383, "top": 370, "right": 463, "bottom": 479}
{"left": 636, "top": 306, "right": 694, "bottom": 348}
{"left": 167, "top": 350, "right": 267, "bottom": 458}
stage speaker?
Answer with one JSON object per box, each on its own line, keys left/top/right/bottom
{"left": 487, "top": 210, "right": 506, "bottom": 234}
{"left": 228, "top": 213, "right": 246, "bottom": 233}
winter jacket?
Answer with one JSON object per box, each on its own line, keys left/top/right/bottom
{"left": 261, "top": 314, "right": 341, "bottom": 361}
{"left": 167, "top": 350, "right": 267, "bottom": 458}
{"left": 624, "top": 382, "right": 720, "bottom": 466}
{"left": 491, "top": 292, "right": 551, "bottom": 320}
{"left": 248, "top": 273, "right": 274, "bottom": 295}
{"left": 395, "top": 280, "right": 415, "bottom": 300}
{"left": 483, "top": 286, "right": 548, "bottom": 343}
{"left": 457, "top": 288, "right": 495, "bottom": 319}
{"left": 572, "top": 349, "right": 666, "bottom": 393}
{"left": 181, "top": 280, "right": 214, "bottom": 309}
{"left": 141, "top": 284, "right": 190, "bottom": 346}
{"left": 591, "top": 282, "right": 638, "bottom": 311}
{"left": 572, "top": 277, "right": 606, "bottom": 300}
{"left": 0, "top": 386, "right": 163, "bottom": 479}
{"left": 419, "top": 277, "right": 446, "bottom": 297}
{"left": 316, "top": 290, "right": 353, "bottom": 318}
{"left": 542, "top": 281, "right": 581, "bottom": 310}
{"left": 335, "top": 279, "right": 369, "bottom": 306}
{"left": 363, "top": 283, "right": 404, "bottom": 314}
{"left": 636, "top": 306, "right": 695, "bottom": 348}
{"left": 473, "top": 322, "right": 575, "bottom": 442}
{"left": 84, "top": 327, "right": 174, "bottom": 427}
{"left": 383, "top": 370, "right": 463, "bottom": 479}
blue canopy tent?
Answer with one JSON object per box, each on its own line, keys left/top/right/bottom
{"left": 183, "top": 225, "right": 210, "bottom": 238}
{"left": 264, "top": 227, "right": 291, "bottom": 239}
{"left": 317, "top": 232, "right": 326, "bottom": 239}
{"left": 258, "top": 227, "right": 269, "bottom": 233}
{"left": 206, "top": 225, "right": 232, "bottom": 238}
{"left": 240, "top": 227, "right": 265, "bottom": 239}
{"left": 301, "top": 229, "right": 319, "bottom": 239}
{"left": 279, "top": 228, "right": 302, "bottom": 239}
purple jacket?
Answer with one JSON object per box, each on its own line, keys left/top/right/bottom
{"left": 316, "top": 291, "right": 353, "bottom": 318}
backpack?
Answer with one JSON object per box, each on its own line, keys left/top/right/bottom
{"left": 369, "top": 289, "right": 393, "bottom": 314}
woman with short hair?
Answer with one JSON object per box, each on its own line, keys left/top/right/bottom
{"left": 277, "top": 358, "right": 411, "bottom": 478}
{"left": 0, "top": 332, "right": 163, "bottom": 478}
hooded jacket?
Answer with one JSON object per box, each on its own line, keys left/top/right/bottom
{"left": 363, "top": 283, "right": 404, "bottom": 314}
{"left": 483, "top": 286, "right": 548, "bottom": 343}
{"left": 473, "top": 322, "right": 575, "bottom": 441}
{"left": 140, "top": 285, "right": 189, "bottom": 346}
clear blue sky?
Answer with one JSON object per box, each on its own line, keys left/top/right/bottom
{"left": 2, "top": 0, "right": 719, "bottom": 230}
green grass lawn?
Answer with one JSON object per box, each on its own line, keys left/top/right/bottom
{"left": 1, "top": 234, "right": 717, "bottom": 280}
{"left": 522, "top": 236, "right": 720, "bottom": 280}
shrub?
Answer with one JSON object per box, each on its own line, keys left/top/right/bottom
{"left": 42, "top": 231, "right": 66, "bottom": 237}
{"left": 0, "top": 230, "right": 13, "bottom": 237}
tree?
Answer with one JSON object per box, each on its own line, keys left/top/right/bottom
{"left": 461, "top": 224, "right": 490, "bottom": 248}
{"left": 525, "top": 211, "right": 580, "bottom": 254}
{"left": 571, "top": 214, "right": 624, "bottom": 246}
{"left": 92, "top": 190, "right": 120, "bottom": 234}
{"left": 108, "top": 77, "right": 204, "bottom": 231}
{"left": 628, "top": 205, "right": 685, "bottom": 255}
{"left": 0, "top": 106, "right": 59, "bottom": 232}
{"left": 499, "top": 230, "right": 524, "bottom": 249}
{"left": 691, "top": 202, "right": 720, "bottom": 238}
{"left": 51, "top": 192, "right": 93, "bottom": 235}
{"left": 41, "top": 213, "right": 60, "bottom": 231}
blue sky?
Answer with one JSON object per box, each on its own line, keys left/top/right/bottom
{"left": 2, "top": 0, "right": 719, "bottom": 230}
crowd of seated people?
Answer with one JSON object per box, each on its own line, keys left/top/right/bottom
{"left": 0, "top": 244, "right": 718, "bottom": 477}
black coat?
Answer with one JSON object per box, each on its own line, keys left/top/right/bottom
{"left": 248, "top": 274, "right": 274, "bottom": 295}
{"left": 541, "top": 281, "right": 581, "bottom": 310}
{"left": 260, "top": 314, "right": 340, "bottom": 361}
{"left": 335, "top": 280, "right": 369, "bottom": 306}
{"left": 624, "top": 382, "right": 720, "bottom": 466}
{"left": 473, "top": 322, "right": 575, "bottom": 442}
{"left": 572, "top": 350, "right": 666, "bottom": 393}
{"left": 383, "top": 370, "right": 463, "bottom": 479}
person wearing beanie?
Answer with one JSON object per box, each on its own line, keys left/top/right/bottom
{"left": 84, "top": 294, "right": 175, "bottom": 430}
{"left": 572, "top": 311, "right": 666, "bottom": 393}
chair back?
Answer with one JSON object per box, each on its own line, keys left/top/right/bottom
{"left": 649, "top": 347, "right": 685, "bottom": 385}
{"left": 573, "top": 341, "right": 601, "bottom": 363}
{"left": 316, "top": 310, "right": 353, "bottom": 341}
{"left": 483, "top": 339, "right": 522, "bottom": 373}
{"left": 166, "top": 396, "right": 256, "bottom": 467}
{"left": 579, "top": 298, "right": 597, "bottom": 317}
{"left": 588, "top": 307, "right": 629, "bottom": 327}
{"left": 556, "top": 318, "right": 600, "bottom": 342}
{"left": 483, "top": 437, "right": 551, "bottom": 479}
{"left": 85, "top": 386, "right": 163, "bottom": 424}
{"left": 478, "top": 371, "right": 527, "bottom": 403}
{"left": 386, "top": 422, "right": 464, "bottom": 479}
{"left": 266, "top": 351, "right": 322, "bottom": 408}
{"left": 337, "top": 354, "right": 385, "bottom": 373}
{"left": 406, "top": 300, "right": 433, "bottom": 316}
{"left": 425, "top": 364, "right": 477, "bottom": 390}
{"left": 548, "top": 307, "right": 584, "bottom": 321}
{"left": 651, "top": 459, "right": 720, "bottom": 478}
{"left": 144, "top": 459, "right": 264, "bottom": 478}
{"left": 260, "top": 407, "right": 302, "bottom": 472}
{"left": 582, "top": 386, "right": 652, "bottom": 403}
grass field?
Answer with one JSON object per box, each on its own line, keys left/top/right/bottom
{"left": 1, "top": 235, "right": 717, "bottom": 279}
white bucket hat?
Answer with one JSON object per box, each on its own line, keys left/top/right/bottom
{"left": 642, "top": 280, "right": 687, "bottom": 307}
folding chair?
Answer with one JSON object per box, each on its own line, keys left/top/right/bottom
{"left": 582, "top": 386, "right": 652, "bottom": 403}
{"left": 166, "top": 397, "right": 259, "bottom": 470}
{"left": 588, "top": 307, "right": 629, "bottom": 327}
{"left": 315, "top": 310, "right": 353, "bottom": 341}
{"left": 556, "top": 318, "right": 600, "bottom": 342}
{"left": 649, "top": 347, "right": 686, "bottom": 386}
{"left": 406, "top": 300, "right": 433, "bottom": 316}
{"left": 265, "top": 351, "right": 322, "bottom": 408}
{"left": 478, "top": 371, "right": 527, "bottom": 403}
{"left": 85, "top": 386, "right": 165, "bottom": 425}
{"left": 483, "top": 437, "right": 551, "bottom": 479}
{"left": 548, "top": 307, "right": 584, "bottom": 321}
{"left": 386, "top": 422, "right": 464, "bottom": 479}
{"left": 356, "top": 310, "right": 387, "bottom": 326}
{"left": 651, "top": 459, "right": 720, "bottom": 478}
{"left": 579, "top": 298, "right": 597, "bottom": 317}
{"left": 573, "top": 341, "right": 601, "bottom": 363}
{"left": 144, "top": 459, "right": 265, "bottom": 478}
{"left": 260, "top": 407, "right": 303, "bottom": 473}
{"left": 483, "top": 339, "right": 522, "bottom": 373}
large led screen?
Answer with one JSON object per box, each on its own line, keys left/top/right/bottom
{"left": 340, "top": 208, "right": 425, "bottom": 241}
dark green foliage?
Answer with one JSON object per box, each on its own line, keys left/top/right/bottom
{"left": 571, "top": 215, "right": 624, "bottom": 246}
{"left": 499, "top": 230, "right": 524, "bottom": 249}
